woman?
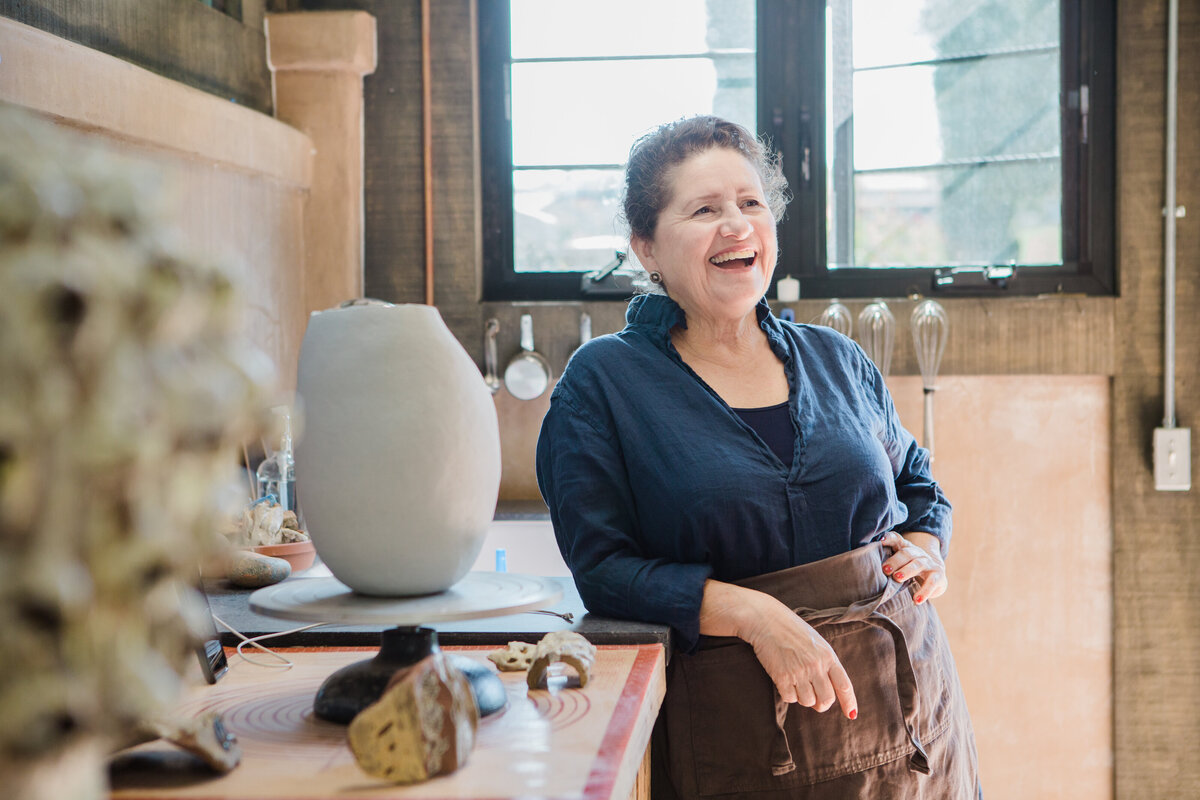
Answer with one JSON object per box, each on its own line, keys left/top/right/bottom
{"left": 536, "top": 116, "right": 980, "bottom": 798}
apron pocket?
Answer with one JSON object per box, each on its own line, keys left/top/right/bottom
{"left": 675, "top": 623, "right": 921, "bottom": 795}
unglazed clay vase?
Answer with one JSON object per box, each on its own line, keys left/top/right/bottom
{"left": 295, "top": 303, "right": 501, "bottom": 596}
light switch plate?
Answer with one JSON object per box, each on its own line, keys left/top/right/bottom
{"left": 1154, "top": 427, "right": 1191, "bottom": 491}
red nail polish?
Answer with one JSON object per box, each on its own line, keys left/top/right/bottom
{"left": 914, "top": 595, "right": 924, "bottom": 604}
{"left": 894, "top": 572, "right": 903, "bottom": 580}
{"left": 849, "top": 709, "right": 857, "bottom": 720}
{"left": 882, "top": 565, "right": 893, "bottom": 574}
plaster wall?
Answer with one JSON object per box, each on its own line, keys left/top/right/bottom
{"left": 0, "top": 15, "right": 312, "bottom": 390}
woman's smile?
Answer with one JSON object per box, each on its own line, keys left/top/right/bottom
{"left": 709, "top": 248, "right": 758, "bottom": 269}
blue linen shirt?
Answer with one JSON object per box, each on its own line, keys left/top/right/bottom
{"left": 535, "top": 294, "right": 951, "bottom": 653}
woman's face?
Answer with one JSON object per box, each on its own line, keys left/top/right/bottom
{"left": 632, "top": 147, "right": 777, "bottom": 327}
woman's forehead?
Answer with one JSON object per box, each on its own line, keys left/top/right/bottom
{"left": 665, "top": 148, "right": 764, "bottom": 203}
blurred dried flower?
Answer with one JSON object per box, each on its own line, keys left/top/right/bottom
{"left": 0, "top": 106, "right": 273, "bottom": 791}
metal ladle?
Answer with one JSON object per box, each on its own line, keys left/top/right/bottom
{"left": 911, "top": 299, "right": 949, "bottom": 457}
{"left": 503, "top": 314, "right": 552, "bottom": 400}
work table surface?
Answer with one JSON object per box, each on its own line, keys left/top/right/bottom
{"left": 110, "top": 644, "right": 666, "bottom": 800}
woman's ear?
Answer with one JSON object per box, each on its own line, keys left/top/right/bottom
{"left": 630, "top": 236, "right": 655, "bottom": 270}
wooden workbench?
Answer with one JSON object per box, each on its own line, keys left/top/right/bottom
{"left": 110, "top": 644, "right": 665, "bottom": 800}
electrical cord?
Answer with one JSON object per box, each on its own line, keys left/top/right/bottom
{"left": 211, "top": 613, "right": 329, "bottom": 669}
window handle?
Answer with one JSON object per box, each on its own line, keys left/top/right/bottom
{"left": 799, "top": 120, "right": 812, "bottom": 185}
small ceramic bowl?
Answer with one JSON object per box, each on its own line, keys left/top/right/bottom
{"left": 252, "top": 540, "right": 316, "bottom": 574}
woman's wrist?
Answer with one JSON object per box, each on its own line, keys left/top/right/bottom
{"left": 901, "top": 531, "right": 943, "bottom": 560}
{"left": 699, "top": 580, "right": 783, "bottom": 641}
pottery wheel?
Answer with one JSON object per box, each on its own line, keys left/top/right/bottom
{"left": 248, "top": 573, "right": 564, "bottom": 723}
{"left": 248, "top": 572, "right": 562, "bottom": 625}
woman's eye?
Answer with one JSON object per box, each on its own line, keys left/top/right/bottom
{"left": 743, "top": 199, "right": 761, "bottom": 208}
{"left": 693, "top": 206, "right": 713, "bottom": 215}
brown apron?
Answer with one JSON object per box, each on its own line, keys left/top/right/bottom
{"left": 654, "top": 543, "right": 981, "bottom": 799}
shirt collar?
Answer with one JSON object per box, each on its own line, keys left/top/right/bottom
{"left": 625, "top": 293, "right": 687, "bottom": 336}
{"left": 626, "top": 293, "right": 785, "bottom": 347}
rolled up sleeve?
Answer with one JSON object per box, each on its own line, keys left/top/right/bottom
{"left": 864, "top": 355, "right": 953, "bottom": 557}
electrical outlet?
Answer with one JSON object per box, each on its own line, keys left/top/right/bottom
{"left": 1154, "top": 427, "right": 1191, "bottom": 491}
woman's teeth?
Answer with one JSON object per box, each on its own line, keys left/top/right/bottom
{"left": 710, "top": 250, "right": 756, "bottom": 268}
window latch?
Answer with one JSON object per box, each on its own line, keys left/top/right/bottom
{"left": 932, "top": 264, "right": 1016, "bottom": 292}
{"left": 580, "top": 251, "right": 635, "bottom": 297}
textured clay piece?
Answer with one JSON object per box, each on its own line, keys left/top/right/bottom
{"left": 526, "top": 631, "right": 597, "bottom": 690}
{"left": 487, "top": 641, "right": 537, "bottom": 671}
{"left": 347, "top": 653, "right": 479, "bottom": 784}
{"left": 137, "top": 712, "right": 242, "bottom": 773}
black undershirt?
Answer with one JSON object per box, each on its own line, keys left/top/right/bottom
{"left": 732, "top": 400, "right": 795, "bottom": 468}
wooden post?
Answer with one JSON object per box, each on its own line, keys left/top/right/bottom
{"left": 266, "top": 11, "right": 377, "bottom": 316}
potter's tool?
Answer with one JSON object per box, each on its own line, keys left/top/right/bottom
{"left": 857, "top": 299, "right": 895, "bottom": 377}
{"left": 504, "top": 314, "right": 552, "bottom": 400}
{"left": 483, "top": 318, "right": 501, "bottom": 394}
{"left": 815, "top": 299, "right": 853, "bottom": 337}
{"left": 911, "top": 299, "right": 949, "bottom": 458}
{"left": 250, "top": 572, "right": 562, "bottom": 723}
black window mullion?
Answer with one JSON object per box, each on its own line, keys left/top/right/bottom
{"left": 1078, "top": 0, "right": 1118, "bottom": 294}
{"left": 479, "top": 3, "right": 518, "bottom": 301}
{"left": 759, "top": 0, "right": 825, "bottom": 296}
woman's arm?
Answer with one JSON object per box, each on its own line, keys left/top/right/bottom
{"left": 854, "top": 345, "right": 952, "bottom": 598}
{"left": 856, "top": 346, "right": 953, "bottom": 559}
{"left": 699, "top": 579, "right": 858, "bottom": 719}
{"left": 536, "top": 389, "right": 713, "bottom": 652}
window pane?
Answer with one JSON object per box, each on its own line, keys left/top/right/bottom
{"left": 851, "top": 0, "right": 1059, "bottom": 69}
{"left": 514, "top": 169, "right": 626, "bottom": 272}
{"left": 511, "top": 0, "right": 755, "bottom": 59}
{"left": 853, "top": 53, "right": 1060, "bottom": 170}
{"left": 848, "top": 161, "right": 1062, "bottom": 268}
{"left": 827, "top": 0, "right": 1062, "bottom": 270}
{"left": 511, "top": 57, "right": 756, "bottom": 166}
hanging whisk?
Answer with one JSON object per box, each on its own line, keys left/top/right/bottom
{"left": 911, "top": 299, "right": 949, "bottom": 458}
{"left": 857, "top": 299, "right": 895, "bottom": 378}
{"left": 815, "top": 299, "right": 853, "bottom": 337}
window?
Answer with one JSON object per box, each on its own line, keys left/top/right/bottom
{"left": 479, "top": 0, "right": 1115, "bottom": 301}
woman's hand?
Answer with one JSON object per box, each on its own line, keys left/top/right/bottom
{"left": 880, "top": 531, "right": 947, "bottom": 604}
{"left": 700, "top": 581, "right": 857, "bottom": 719}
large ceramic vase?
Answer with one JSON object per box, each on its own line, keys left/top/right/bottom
{"left": 295, "top": 303, "right": 501, "bottom": 596}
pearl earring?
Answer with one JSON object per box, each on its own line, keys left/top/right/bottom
{"left": 649, "top": 271, "right": 662, "bottom": 284}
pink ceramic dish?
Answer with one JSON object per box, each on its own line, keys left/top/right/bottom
{"left": 252, "top": 540, "right": 316, "bottom": 574}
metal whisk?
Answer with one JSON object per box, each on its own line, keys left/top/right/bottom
{"left": 815, "top": 299, "right": 853, "bottom": 337}
{"left": 857, "top": 299, "right": 895, "bottom": 378}
{"left": 911, "top": 299, "right": 949, "bottom": 458}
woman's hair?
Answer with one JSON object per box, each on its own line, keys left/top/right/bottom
{"left": 621, "top": 116, "right": 790, "bottom": 242}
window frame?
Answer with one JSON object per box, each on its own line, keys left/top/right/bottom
{"left": 479, "top": 0, "right": 1116, "bottom": 302}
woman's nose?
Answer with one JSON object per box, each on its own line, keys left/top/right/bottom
{"left": 721, "top": 207, "right": 752, "bottom": 238}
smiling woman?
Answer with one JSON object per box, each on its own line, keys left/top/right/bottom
{"left": 535, "top": 116, "right": 980, "bottom": 798}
